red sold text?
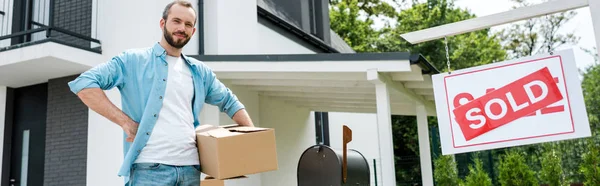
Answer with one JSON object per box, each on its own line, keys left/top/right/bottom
{"left": 452, "top": 67, "right": 564, "bottom": 141}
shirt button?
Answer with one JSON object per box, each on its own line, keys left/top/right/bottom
{"left": 164, "top": 63, "right": 167, "bottom": 66}
{"left": 163, "top": 79, "right": 166, "bottom": 82}
{"left": 154, "top": 114, "right": 157, "bottom": 117}
{"left": 146, "top": 132, "right": 150, "bottom": 135}
{"left": 159, "top": 96, "right": 163, "bottom": 99}
{"left": 137, "top": 150, "right": 141, "bottom": 153}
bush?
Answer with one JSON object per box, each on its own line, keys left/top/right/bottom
{"left": 539, "top": 145, "right": 564, "bottom": 186}
{"left": 580, "top": 138, "right": 600, "bottom": 185}
{"left": 498, "top": 150, "right": 538, "bottom": 186}
{"left": 463, "top": 156, "right": 492, "bottom": 186}
{"left": 433, "top": 155, "right": 461, "bottom": 186}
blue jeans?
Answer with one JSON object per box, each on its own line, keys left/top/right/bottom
{"left": 129, "top": 163, "right": 201, "bottom": 186}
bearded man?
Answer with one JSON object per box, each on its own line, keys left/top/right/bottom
{"left": 67, "top": 1, "right": 254, "bottom": 185}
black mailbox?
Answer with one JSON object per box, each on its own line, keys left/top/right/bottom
{"left": 297, "top": 126, "right": 370, "bottom": 186}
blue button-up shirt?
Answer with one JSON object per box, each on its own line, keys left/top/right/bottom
{"left": 67, "top": 43, "right": 244, "bottom": 184}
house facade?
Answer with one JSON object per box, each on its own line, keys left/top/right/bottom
{"left": 0, "top": 0, "right": 438, "bottom": 186}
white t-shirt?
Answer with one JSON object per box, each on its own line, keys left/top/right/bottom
{"left": 135, "top": 55, "right": 199, "bottom": 165}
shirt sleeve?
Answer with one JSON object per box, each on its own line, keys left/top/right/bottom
{"left": 202, "top": 66, "right": 245, "bottom": 118}
{"left": 67, "top": 52, "right": 128, "bottom": 94}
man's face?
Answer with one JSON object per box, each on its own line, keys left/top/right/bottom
{"left": 161, "top": 4, "right": 196, "bottom": 49}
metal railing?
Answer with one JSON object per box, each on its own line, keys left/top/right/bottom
{"left": 0, "top": 0, "right": 101, "bottom": 53}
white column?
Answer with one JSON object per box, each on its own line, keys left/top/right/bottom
{"left": 0, "top": 86, "right": 6, "bottom": 184}
{"left": 203, "top": 0, "right": 258, "bottom": 55}
{"left": 417, "top": 104, "right": 434, "bottom": 186}
{"left": 367, "top": 70, "right": 396, "bottom": 186}
{"left": 590, "top": 0, "right": 600, "bottom": 56}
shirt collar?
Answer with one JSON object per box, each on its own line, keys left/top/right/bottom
{"left": 152, "top": 42, "right": 193, "bottom": 66}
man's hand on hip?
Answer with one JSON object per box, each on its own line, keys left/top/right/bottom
{"left": 76, "top": 88, "right": 140, "bottom": 142}
{"left": 122, "top": 121, "right": 139, "bottom": 142}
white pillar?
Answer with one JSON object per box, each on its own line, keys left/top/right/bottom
{"left": 590, "top": 0, "right": 600, "bottom": 56}
{"left": 203, "top": 0, "right": 258, "bottom": 55}
{"left": 0, "top": 86, "right": 6, "bottom": 184}
{"left": 367, "top": 70, "right": 396, "bottom": 186}
{"left": 417, "top": 104, "right": 434, "bottom": 186}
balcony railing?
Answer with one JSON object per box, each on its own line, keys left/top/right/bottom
{"left": 0, "top": 0, "right": 101, "bottom": 53}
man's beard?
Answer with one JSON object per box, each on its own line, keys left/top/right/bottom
{"left": 163, "top": 27, "right": 190, "bottom": 49}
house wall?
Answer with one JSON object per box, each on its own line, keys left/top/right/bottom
{"left": 328, "top": 112, "right": 382, "bottom": 186}
{"left": 201, "top": 0, "right": 324, "bottom": 185}
{"left": 257, "top": 17, "right": 322, "bottom": 54}
{"left": 95, "top": 0, "right": 200, "bottom": 58}
{"left": 258, "top": 96, "right": 316, "bottom": 186}
{"left": 0, "top": 86, "right": 5, "bottom": 184}
{"left": 43, "top": 75, "right": 89, "bottom": 186}
{"left": 86, "top": 89, "right": 123, "bottom": 186}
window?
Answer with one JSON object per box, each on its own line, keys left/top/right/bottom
{"left": 266, "top": 0, "right": 331, "bottom": 44}
{"left": 314, "top": 112, "right": 330, "bottom": 145}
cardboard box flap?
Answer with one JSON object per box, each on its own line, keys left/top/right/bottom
{"left": 206, "top": 128, "right": 242, "bottom": 138}
{"left": 221, "top": 124, "right": 240, "bottom": 129}
{"left": 196, "top": 125, "right": 220, "bottom": 134}
{"left": 197, "top": 125, "right": 236, "bottom": 138}
{"left": 228, "top": 126, "right": 270, "bottom": 133}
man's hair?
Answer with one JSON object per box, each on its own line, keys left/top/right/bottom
{"left": 162, "top": 0, "right": 196, "bottom": 23}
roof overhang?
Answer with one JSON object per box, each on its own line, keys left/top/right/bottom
{"left": 0, "top": 41, "right": 104, "bottom": 87}
{"left": 191, "top": 53, "right": 439, "bottom": 116}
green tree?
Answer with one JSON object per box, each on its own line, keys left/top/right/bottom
{"left": 329, "top": 0, "right": 398, "bottom": 52}
{"left": 500, "top": 0, "right": 579, "bottom": 59}
{"left": 580, "top": 137, "right": 600, "bottom": 185}
{"left": 492, "top": 0, "right": 584, "bottom": 183}
{"left": 463, "top": 155, "right": 493, "bottom": 186}
{"left": 582, "top": 48, "right": 600, "bottom": 132}
{"left": 498, "top": 150, "right": 538, "bottom": 186}
{"left": 330, "top": 0, "right": 508, "bottom": 184}
{"left": 376, "top": 0, "right": 507, "bottom": 71}
{"left": 579, "top": 50, "right": 600, "bottom": 185}
{"left": 433, "top": 155, "right": 461, "bottom": 186}
{"left": 539, "top": 144, "right": 564, "bottom": 186}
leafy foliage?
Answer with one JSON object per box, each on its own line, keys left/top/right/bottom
{"left": 329, "top": 0, "right": 381, "bottom": 52}
{"left": 580, "top": 137, "right": 600, "bottom": 186}
{"left": 375, "top": 1, "right": 507, "bottom": 72}
{"left": 328, "top": 0, "right": 599, "bottom": 185}
{"left": 463, "top": 155, "right": 493, "bottom": 186}
{"left": 499, "top": 0, "right": 579, "bottom": 58}
{"left": 497, "top": 150, "right": 538, "bottom": 186}
{"left": 433, "top": 155, "right": 461, "bottom": 186}
{"left": 539, "top": 144, "right": 564, "bottom": 186}
{"left": 580, "top": 51, "right": 600, "bottom": 186}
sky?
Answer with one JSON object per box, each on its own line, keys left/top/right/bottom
{"left": 379, "top": 0, "right": 598, "bottom": 71}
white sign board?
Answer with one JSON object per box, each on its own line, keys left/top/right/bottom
{"left": 432, "top": 49, "right": 591, "bottom": 155}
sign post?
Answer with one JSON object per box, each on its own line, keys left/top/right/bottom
{"left": 432, "top": 49, "right": 591, "bottom": 155}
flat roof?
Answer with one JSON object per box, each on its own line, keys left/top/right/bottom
{"left": 190, "top": 53, "right": 438, "bottom": 116}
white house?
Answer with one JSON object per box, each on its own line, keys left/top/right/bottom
{"left": 0, "top": 0, "right": 438, "bottom": 186}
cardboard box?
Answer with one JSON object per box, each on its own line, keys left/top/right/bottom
{"left": 196, "top": 124, "right": 278, "bottom": 179}
{"left": 200, "top": 176, "right": 223, "bottom": 186}
{"left": 200, "top": 176, "right": 247, "bottom": 186}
